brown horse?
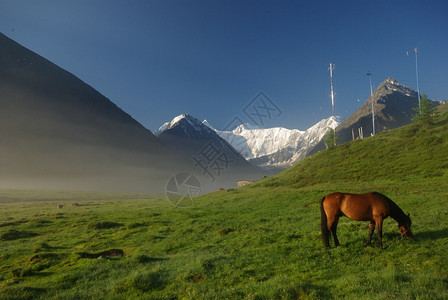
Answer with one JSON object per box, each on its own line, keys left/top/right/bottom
{"left": 320, "top": 192, "right": 413, "bottom": 249}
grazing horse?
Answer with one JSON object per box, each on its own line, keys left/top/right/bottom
{"left": 320, "top": 192, "right": 413, "bottom": 249}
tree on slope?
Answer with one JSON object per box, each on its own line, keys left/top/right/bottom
{"left": 324, "top": 127, "right": 337, "bottom": 149}
{"left": 412, "top": 93, "right": 435, "bottom": 128}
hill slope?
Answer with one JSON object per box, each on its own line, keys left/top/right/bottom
{"left": 0, "top": 32, "right": 187, "bottom": 192}
{"left": 309, "top": 77, "right": 447, "bottom": 155}
{"left": 256, "top": 103, "right": 448, "bottom": 188}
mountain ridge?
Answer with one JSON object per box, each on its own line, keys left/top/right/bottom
{"left": 0, "top": 32, "right": 188, "bottom": 192}
{"left": 157, "top": 115, "right": 341, "bottom": 170}
{"left": 206, "top": 116, "right": 340, "bottom": 170}
{"left": 156, "top": 113, "right": 265, "bottom": 186}
{"left": 308, "top": 77, "right": 447, "bottom": 156}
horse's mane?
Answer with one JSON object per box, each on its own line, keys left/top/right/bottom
{"left": 379, "top": 193, "right": 409, "bottom": 225}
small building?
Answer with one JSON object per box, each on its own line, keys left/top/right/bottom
{"left": 236, "top": 180, "right": 256, "bottom": 188}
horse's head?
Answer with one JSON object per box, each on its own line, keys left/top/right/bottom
{"left": 398, "top": 214, "right": 413, "bottom": 239}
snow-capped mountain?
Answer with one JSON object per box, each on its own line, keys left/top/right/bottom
{"left": 156, "top": 114, "right": 264, "bottom": 183}
{"left": 206, "top": 116, "right": 341, "bottom": 170}
{"left": 214, "top": 124, "right": 304, "bottom": 159}
{"left": 155, "top": 114, "right": 217, "bottom": 139}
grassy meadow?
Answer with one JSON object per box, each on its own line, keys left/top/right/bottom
{"left": 1, "top": 106, "right": 448, "bottom": 299}
{"left": 1, "top": 180, "right": 447, "bottom": 299}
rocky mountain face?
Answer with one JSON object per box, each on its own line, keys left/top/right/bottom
{"left": 0, "top": 32, "right": 186, "bottom": 192}
{"left": 209, "top": 116, "right": 340, "bottom": 170}
{"left": 309, "top": 77, "right": 447, "bottom": 155}
{"left": 156, "top": 114, "right": 265, "bottom": 184}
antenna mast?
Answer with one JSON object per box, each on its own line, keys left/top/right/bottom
{"left": 414, "top": 47, "right": 421, "bottom": 112}
{"left": 367, "top": 71, "right": 375, "bottom": 136}
{"left": 329, "top": 62, "right": 335, "bottom": 117}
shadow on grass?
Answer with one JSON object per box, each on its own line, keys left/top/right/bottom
{"left": 413, "top": 228, "right": 448, "bottom": 241}
{"left": 0, "top": 286, "right": 46, "bottom": 299}
{"left": 0, "top": 219, "right": 28, "bottom": 227}
{"left": 135, "top": 254, "right": 166, "bottom": 264}
{"left": 87, "top": 221, "right": 123, "bottom": 230}
{"left": 381, "top": 228, "right": 448, "bottom": 246}
{"left": 34, "top": 242, "right": 66, "bottom": 252}
{"left": 0, "top": 229, "right": 38, "bottom": 241}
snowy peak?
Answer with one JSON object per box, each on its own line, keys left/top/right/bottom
{"left": 374, "top": 77, "right": 417, "bottom": 99}
{"left": 217, "top": 126, "right": 303, "bottom": 159}
{"left": 303, "top": 116, "right": 340, "bottom": 138}
{"left": 156, "top": 114, "right": 342, "bottom": 170}
{"left": 166, "top": 114, "right": 205, "bottom": 131}
{"left": 155, "top": 114, "right": 214, "bottom": 138}
{"left": 156, "top": 113, "right": 261, "bottom": 176}
{"left": 154, "top": 122, "right": 169, "bottom": 136}
{"left": 213, "top": 116, "right": 341, "bottom": 169}
{"left": 202, "top": 119, "right": 215, "bottom": 130}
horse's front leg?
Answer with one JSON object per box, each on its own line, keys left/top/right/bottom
{"left": 375, "top": 217, "right": 384, "bottom": 248}
{"left": 366, "top": 221, "right": 375, "bottom": 246}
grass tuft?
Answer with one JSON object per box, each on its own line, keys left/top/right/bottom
{"left": 87, "top": 221, "right": 123, "bottom": 230}
{"left": 77, "top": 249, "right": 125, "bottom": 259}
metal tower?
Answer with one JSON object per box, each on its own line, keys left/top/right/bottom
{"left": 367, "top": 71, "right": 375, "bottom": 136}
{"left": 329, "top": 62, "right": 335, "bottom": 117}
{"left": 414, "top": 47, "right": 421, "bottom": 112}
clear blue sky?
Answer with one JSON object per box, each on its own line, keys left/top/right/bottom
{"left": 1, "top": 0, "right": 447, "bottom": 132}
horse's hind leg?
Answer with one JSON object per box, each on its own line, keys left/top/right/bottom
{"left": 330, "top": 216, "right": 340, "bottom": 247}
{"left": 375, "top": 217, "right": 384, "bottom": 248}
{"left": 366, "top": 221, "right": 375, "bottom": 246}
{"left": 323, "top": 229, "right": 331, "bottom": 249}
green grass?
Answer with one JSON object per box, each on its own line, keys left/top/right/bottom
{"left": 1, "top": 107, "right": 447, "bottom": 299}
{"left": 1, "top": 180, "right": 447, "bottom": 299}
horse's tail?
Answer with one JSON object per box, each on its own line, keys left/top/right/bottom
{"left": 320, "top": 196, "right": 330, "bottom": 249}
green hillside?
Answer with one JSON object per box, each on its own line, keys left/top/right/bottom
{"left": 0, "top": 105, "right": 447, "bottom": 299}
{"left": 255, "top": 103, "right": 448, "bottom": 189}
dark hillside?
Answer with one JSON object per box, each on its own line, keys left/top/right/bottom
{"left": 0, "top": 32, "right": 187, "bottom": 191}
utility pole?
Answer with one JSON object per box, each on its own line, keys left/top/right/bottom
{"left": 414, "top": 47, "right": 421, "bottom": 112}
{"left": 329, "top": 62, "right": 335, "bottom": 117}
{"left": 367, "top": 71, "right": 375, "bottom": 136}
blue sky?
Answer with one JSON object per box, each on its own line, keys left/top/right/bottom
{"left": 1, "top": 0, "right": 447, "bottom": 132}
